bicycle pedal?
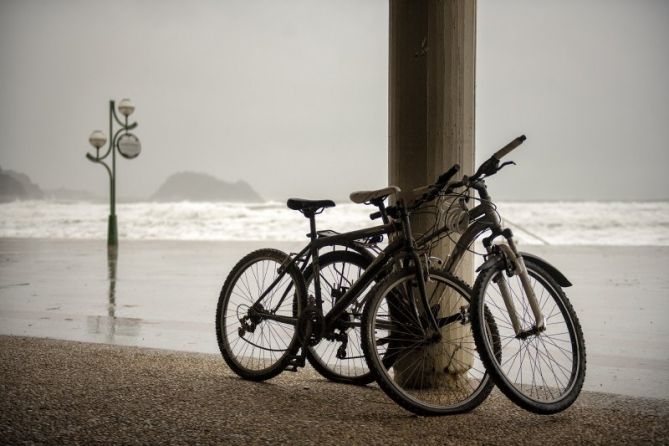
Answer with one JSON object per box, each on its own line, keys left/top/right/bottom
{"left": 285, "top": 355, "right": 305, "bottom": 372}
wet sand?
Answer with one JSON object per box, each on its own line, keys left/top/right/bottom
{"left": 0, "top": 238, "right": 668, "bottom": 400}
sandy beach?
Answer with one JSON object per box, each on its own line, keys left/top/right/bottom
{"left": 1, "top": 237, "right": 667, "bottom": 400}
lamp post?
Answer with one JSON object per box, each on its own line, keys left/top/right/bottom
{"left": 86, "top": 99, "right": 141, "bottom": 250}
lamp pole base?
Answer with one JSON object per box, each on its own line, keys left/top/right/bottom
{"left": 107, "top": 215, "right": 118, "bottom": 249}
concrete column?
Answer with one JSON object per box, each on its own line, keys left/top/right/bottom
{"left": 389, "top": 0, "right": 476, "bottom": 388}
{"left": 389, "top": 0, "right": 476, "bottom": 243}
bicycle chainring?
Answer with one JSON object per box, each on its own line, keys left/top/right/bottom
{"left": 297, "top": 297, "right": 326, "bottom": 346}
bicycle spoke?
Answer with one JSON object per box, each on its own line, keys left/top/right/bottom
{"left": 474, "top": 260, "right": 585, "bottom": 411}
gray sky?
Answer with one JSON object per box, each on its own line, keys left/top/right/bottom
{"left": 1, "top": 0, "right": 667, "bottom": 201}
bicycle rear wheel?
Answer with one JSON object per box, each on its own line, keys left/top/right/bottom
{"left": 216, "top": 248, "right": 307, "bottom": 381}
{"left": 361, "top": 268, "right": 497, "bottom": 416}
{"left": 471, "top": 257, "right": 586, "bottom": 414}
{"left": 304, "top": 250, "right": 374, "bottom": 385}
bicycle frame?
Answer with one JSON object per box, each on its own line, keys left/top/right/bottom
{"left": 250, "top": 203, "right": 442, "bottom": 337}
{"left": 426, "top": 180, "right": 546, "bottom": 336}
{"left": 249, "top": 222, "right": 396, "bottom": 329}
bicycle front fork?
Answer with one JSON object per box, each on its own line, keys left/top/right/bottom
{"left": 490, "top": 241, "right": 545, "bottom": 338}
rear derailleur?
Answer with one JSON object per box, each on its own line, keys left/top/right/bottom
{"left": 237, "top": 303, "right": 265, "bottom": 337}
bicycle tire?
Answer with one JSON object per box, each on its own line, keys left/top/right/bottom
{"left": 304, "top": 250, "right": 374, "bottom": 385}
{"left": 361, "top": 267, "right": 497, "bottom": 416}
{"left": 471, "top": 257, "right": 586, "bottom": 414}
{"left": 216, "top": 248, "right": 307, "bottom": 381}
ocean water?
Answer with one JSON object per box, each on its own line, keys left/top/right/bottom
{"left": 0, "top": 200, "right": 667, "bottom": 246}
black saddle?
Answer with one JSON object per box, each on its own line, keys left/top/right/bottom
{"left": 286, "top": 198, "right": 335, "bottom": 214}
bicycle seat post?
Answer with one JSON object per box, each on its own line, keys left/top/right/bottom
{"left": 306, "top": 210, "right": 318, "bottom": 241}
{"left": 303, "top": 209, "right": 324, "bottom": 312}
{"left": 370, "top": 198, "right": 390, "bottom": 224}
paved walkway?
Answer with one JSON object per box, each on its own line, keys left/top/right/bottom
{"left": 2, "top": 239, "right": 668, "bottom": 400}
{"left": 1, "top": 336, "right": 667, "bottom": 445}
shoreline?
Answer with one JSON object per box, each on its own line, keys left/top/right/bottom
{"left": 1, "top": 235, "right": 669, "bottom": 247}
{"left": 1, "top": 238, "right": 668, "bottom": 400}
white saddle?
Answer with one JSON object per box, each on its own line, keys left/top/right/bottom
{"left": 349, "top": 186, "right": 401, "bottom": 204}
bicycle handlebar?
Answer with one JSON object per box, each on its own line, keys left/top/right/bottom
{"left": 470, "top": 135, "right": 526, "bottom": 181}
{"left": 493, "top": 134, "right": 526, "bottom": 160}
{"left": 368, "top": 134, "right": 527, "bottom": 221}
{"left": 436, "top": 164, "right": 461, "bottom": 186}
{"left": 369, "top": 164, "right": 461, "bottom": 220}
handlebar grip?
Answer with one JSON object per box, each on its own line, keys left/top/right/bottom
{"left": 493, "top": 135, "right": 526, "bottom": 160}
{"left": 370, "top": 211, "right": 382, "bottom": 220}
{"left": 437, "top": 164, "right": 460, "bottom": 185}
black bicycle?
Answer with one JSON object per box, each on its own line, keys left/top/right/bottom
{"left": 215, "top": 213, "right": 381, "bottom": 385}
{"left": 215, "top": 165, "right": 498, "bottom": 415}
{"left": 360, "top": 136, "right": 586, "bottom": 415}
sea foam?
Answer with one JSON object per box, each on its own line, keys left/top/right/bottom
{"left": 0, "top": 200, "right": 667, "bottom": 246}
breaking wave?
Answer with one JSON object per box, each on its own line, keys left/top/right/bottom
{"left": 1, "top": 200, "right": 667, "bottom": 246}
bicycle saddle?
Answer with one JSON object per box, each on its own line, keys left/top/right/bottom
{"left": 286, "top": 198, "right": 336, "bottom": 212}
{"left": 349, "top": 186, "right": 401, "bottom": 204}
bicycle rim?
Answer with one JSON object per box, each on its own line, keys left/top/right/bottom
{"left": 363, "top": 269, "right": 494, "bottom": 415}
{"left": 217, "top": 249, "right": 304, "bottom": 379}
{"left": 472, "top": 260, "right": 586, "bottom": 413}
{"left": 305, "top": 251, "right": 374, "bottom": 384}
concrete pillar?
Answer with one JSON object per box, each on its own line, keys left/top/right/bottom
{"left": 389, "top": 0, "right": 476, "bottom": 388}
{"left": 389, "top": 0, "right": 476, "bottom": 230}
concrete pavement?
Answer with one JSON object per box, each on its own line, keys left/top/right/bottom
{"left": 1, "top": 336, "right": 667, "bottom": 445}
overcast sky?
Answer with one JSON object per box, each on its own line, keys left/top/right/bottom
{"left": 1, "top": 0, "right": 667, "bottom": 201}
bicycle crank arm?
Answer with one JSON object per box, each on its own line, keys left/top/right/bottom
{"left": 253, "top": 311, "right": 298, "bottom": 326}
{"left": 436, "top": 312, "right": 465, "bottom": 328}
{"left": 337, "top": 320, "right": 362, "bottom": 329}
{"left": 375, "top": 335, "right": 438, "bottom": 348}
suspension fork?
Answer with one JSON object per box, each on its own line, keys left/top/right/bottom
{"left": 491, "top": 241, "right": 545, "bottom": 336}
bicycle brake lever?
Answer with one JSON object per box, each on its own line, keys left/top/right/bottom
{"left": 497, "top": 161, "right": 516, "bottom": 171}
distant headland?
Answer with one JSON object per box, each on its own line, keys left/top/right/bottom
{"left": 0, "top": 166, "right": 43, "bottom": 202}
{"left": 150, "top": 172, "right": 263, "bottom": 202}
{"left": 0, "top": 167, "right": 263, "bottom": 203}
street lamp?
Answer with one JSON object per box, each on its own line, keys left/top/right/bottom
{"left": 86, "top": 99, "right": 141, "bottom": 250}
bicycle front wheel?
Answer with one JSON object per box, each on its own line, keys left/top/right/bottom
{"left": 361, "top": 268, "right": 496, "bottom": 416}
{"left": 471, "top": 257, "right": 586, "bottom": 414}
{"left": 216, "top": 248, "right": 307, "bottom": 381}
